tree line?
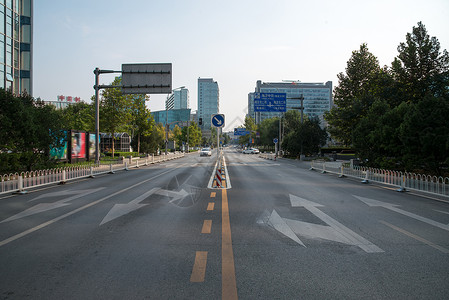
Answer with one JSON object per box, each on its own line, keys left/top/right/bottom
{"left": 237, "top": 113, "right": 327, "bottom": 158}
{"left": 0, "top": 77, "right": 202, "bottom": 173}
{"left": 325, "top": 22, "right": 449, "bottom": 176}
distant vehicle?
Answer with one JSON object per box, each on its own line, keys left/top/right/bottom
{"left": 243, "top": 148, "right": 259, "bottom": 154}
{"left": 200, "top": 147, "right": 212, "bottom": 156}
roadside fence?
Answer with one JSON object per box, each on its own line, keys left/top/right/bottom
{"left": 310, "top": 160, "right": 449, "bottom": 198}
{"left": 259, "top": 152, "right": 277, "bottom": 160}
{"left": 1, "top": 152, "right": 185, "bottom": 195}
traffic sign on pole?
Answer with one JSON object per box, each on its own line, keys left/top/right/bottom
{"left": 211, "top": 114, "right": 225, "bottom": 128}
{"left": 254, "top": 93, "right": 287, "bottom": 112}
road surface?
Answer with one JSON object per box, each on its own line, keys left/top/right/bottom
{"left": 1, "top": 149, "right": 448, "bottom": 299}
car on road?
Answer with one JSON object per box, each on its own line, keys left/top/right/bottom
{"left": 200, "top": 147, "right": 212, "bottom": 156}
{"left": 242, "top": 148, "right": 259, "bottom": 154}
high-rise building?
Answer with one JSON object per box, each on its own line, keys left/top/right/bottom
{"left": 165, "top": 87, "right": 189, "bottom": 110}
{"left": 150, "top": 109, "right": 191, "bottom": 130}
{"left": 0, "top": 0, "right": 33, "bottom": 95}
{"left": 248, "top": 80, "right": 332, "bottom": 125}
{"left": 197, "top": 78, "right": 219, "bottom": 132}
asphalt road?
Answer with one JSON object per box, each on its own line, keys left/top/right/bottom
{"left": 1, "top": 149, "right": 448, "bottom": 299}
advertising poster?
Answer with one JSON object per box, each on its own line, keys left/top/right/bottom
{"left": 49, "top": 131, "right": 68, "bottom": 160}
{"left": 88, "top": 133, "right": 97, "bottom": 160}
{"left": 71, "top": 131, "right": 86, "bottom": 160}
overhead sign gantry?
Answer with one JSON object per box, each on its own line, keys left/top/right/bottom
{"left": 93, "top": 63, "right": 172, "bottom": 163}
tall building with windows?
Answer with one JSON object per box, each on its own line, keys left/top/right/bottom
{"left": 150, "top": 109, "right": 191, "bottom": 130}
{"left": 197, "top": 78, "right": 219, "bottom": 132}
{"left": 165, "top": 87, "right": 189, "bottom": 110}
{"left": 0, "top": 0, "right": 33, "bottom": 95}
{"left": 248, "top": 80, "right": 332, "bottom": 125}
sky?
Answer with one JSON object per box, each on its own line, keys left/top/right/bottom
{"left": 33, "top": 0, "right": 449, "bottom": 131}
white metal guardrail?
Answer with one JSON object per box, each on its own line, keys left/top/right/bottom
{"left": 310, "top": 160, "right": 449, "bottom": 198}
{"left": 1, "top": 152, "right": 185, "bottom": 195}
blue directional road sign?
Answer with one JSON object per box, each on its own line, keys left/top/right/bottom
{"left": 211, "top": 114, "right": 225, "bottom": 128}
{"left": 254, "top": 93, "right": 287, "bottom": 112}
{"left": 234, "top": 128, "right": 250, "bottom": 136}
{"left": 273, "top": 138, "right": 278, "bottom": 144}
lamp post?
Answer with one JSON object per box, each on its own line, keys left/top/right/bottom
{"left": 290, "top": 94, "right": 305, "bottom": 160}
{"left": 165, "top": 86, "right": 185, "bottom": 155}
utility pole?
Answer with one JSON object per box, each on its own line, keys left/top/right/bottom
{"left": 93, "top": 68, "right": 119, "bottom": 165}
{"left": 289, "top": 94, "right": 305, "bottom": 160}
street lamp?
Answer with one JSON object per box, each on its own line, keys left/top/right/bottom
{"left": 290, "top": 94, "right": 305, "bottom": 160}
{"left": 165, "top": 86, "right": 185, "bottom": 155}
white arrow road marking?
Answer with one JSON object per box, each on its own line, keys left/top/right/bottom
{"left": 354, "top": 195, "right": 449, "bottom": 232}
{"left": 100, "top": 188, "right": 160, "bottom": 225}
{"left": 1, "top": 188, "right": 105, "bottom": 223}
{"left": 283, "top": 218, "right": 353, "bottom": 245}
{"left": 268, "top": 210, "right": 305, "bottom": 247}
{"left": 155, "top": 189, "right": 189, "bottom": 204}
{"left": 100, "top": 188, "right": 189, "bottom": 225}
{"left": 290, "top": 195, "right": 384, "bottom": 253}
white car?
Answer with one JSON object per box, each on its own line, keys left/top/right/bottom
{"left": 200, "top": 147, "right": 212, "bottom": 156}
{"left": 243, "top": 148, "right": 259, "bottom": 154}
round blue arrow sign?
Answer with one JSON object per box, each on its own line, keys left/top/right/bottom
{"left": 211, "top": 114, "right": 225, "bottom": 128}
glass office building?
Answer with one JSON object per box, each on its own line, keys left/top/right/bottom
{"left": 197, "top": 78, "right": 219, "bottom": 131}
{"left": 166, "top": 88, "right": 189, "bottom": 110}
{"left": 151, "top": 109, "right": 191, "bottom": 130}
{"left": 248, "top": 80, "right": 332, "bottom": 124}
{"left": 0, "top": 0, "right": 32, "bottom": 95}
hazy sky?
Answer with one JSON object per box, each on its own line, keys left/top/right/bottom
{"left": 33, "top": 0, "right": 449, "bottom": 131}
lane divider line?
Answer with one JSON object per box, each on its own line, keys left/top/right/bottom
{"left": 210, "top": 192, "right": 216, "bottom": 198}
{"left": 190, "top": 251, "right": 208, "bottom": 282}
{"left": 207, "top": 202, "right": 215, "bottom": 211}
{"left": 202, "top": 220, "right": 212, "bottom": 234}
{"left": 380, "top": 220, "right": 449, "bottom": 254}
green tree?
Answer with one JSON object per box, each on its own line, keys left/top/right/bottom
{"left": 238, "top": 116, "right": 257, "bottom": 145}
{"left": 60, "top": 101, "right": 95, "bottom": 132}
{"left": 128, "top": 94, "right": 152, "bottom": 154}
{"left": 351, "top": 22, "right": 449, "bottom": 174}
{"left": 282, "top": 117, "right": 327, "bottom": 157}
{"left": 391, "top": 21, "right": 449, "bottom": 101}
{"left": 139, "top": 123, "right": 165, "bottom": 154}
{"left": 352, "top": 100, "right": 407, "bottom": 169}
{"left": 399, "top": 95, "right": 449, "bottom": 175}
{"left": 173, "top": 125, "right": 182, "bottom": 150}
{"left": 223, "top": 132, "right": 231, "bottom": 145}
{"left": 325, "top": 43, "right": 381, "bottom": 145}
{"left": 99, "top": 77, "right": 133, "bottom": 157}
{"left": 0, "top": 89, "right": 64, "bottom": 172}
{"left": 258, "top": 117, "right": 279, "bottom": 146}
{"left": 181, "top": 122, "right": 202, "bottom": 149}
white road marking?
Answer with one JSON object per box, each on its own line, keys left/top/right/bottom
{"left": 100, "top": 188, "right": 188, "bottom": 225}
{"left": 1, "top": 188, "right": 105, "bottom": 223}
{"left": 290, "top": 194, "right": 384, "bottom": 253}
{"left": 380, "top": 220, "right": 449, "bottom": 254}
{"left": 284, "top": 218, "right": 353, "bottom": 244}
{"left": 0, "top": 164, "right": 188, "bottom": 247}
{"left": 268, "top": 210, "right": 305, "bottom": 247}
{"left": 355, "top": 195, "right": 449, "bottom": 231}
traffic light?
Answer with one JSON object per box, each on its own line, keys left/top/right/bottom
{"left": 199, "top": 118, "right": 202, "bottom": 125}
